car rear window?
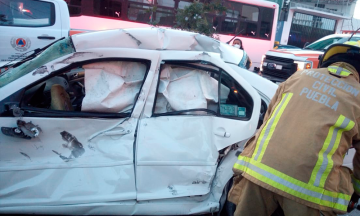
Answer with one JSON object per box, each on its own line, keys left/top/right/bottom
{"left": 0, "top": 0, "right": 55, "bottom": 27}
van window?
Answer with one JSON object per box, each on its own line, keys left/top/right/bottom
{"left": 0, "top": 0, "right": 55, "bottom": 27}
{"left": 127, "top": 0, "right": 152, "bottom": 23}
{"left": 93, "top": 0, "right": 123, "bottom": 19}
{"left": 127, "top": 0, "right": 175, "bottom": 26}
{"left": 65, "top": 0, "right": 82, "bottom": 17}
{"left": 259, "top": 7, "right": 274, "bottom": 39}
{"left": 178, "top": 0, "right": 191, "bottom": 9}
{"left": 217, "top": 2, "right": 274, "bottom": 40}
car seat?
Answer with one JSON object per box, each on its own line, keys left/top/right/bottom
{"left": 50, "top": 84, "right": 73, "bottom": 111}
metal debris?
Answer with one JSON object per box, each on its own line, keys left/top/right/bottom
{"left": 20, "top": 152, "right": 31, "bottom": 161}
{"left": 17, "top": 120, "right": 42, "bottom": 138}
{"left": 52, "top": 150, "right": 71, "bottom": 162}
{"left": 57, "top": 52, "right": 103, "bottom": 64}
{"left": 60, "top": 131, "right": 85, "bottom": 159}
{"left": 88, "top": 144, "right": 96, "bottom": 151}
{"left": 125, "top": 32, "right": 141, "bottom": 46}
{"left": 168, "top": 185, "right": 178, "bottom": 195}
{"left": 32, "top": 66, "right": 48, "bottom": 75}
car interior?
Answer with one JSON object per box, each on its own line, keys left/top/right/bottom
{"left": 21, "top": 67, "right": 86, "bottom": 112}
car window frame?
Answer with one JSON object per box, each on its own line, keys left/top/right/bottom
{"left": 0, "top": 58, "right": 151, "bottom": 118}
{"left": 151, "top": 60, "right": 252, "bottom": 121}
{"left": 0, "top": 0, "right": 56, "bottom": 28}
{"left": 306, "top": 37, "right": 343, "bottom": 50}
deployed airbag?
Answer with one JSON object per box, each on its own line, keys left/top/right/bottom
{"left": 81, "top": 61, "right": 146, "bottom": 113}
{"left": 155, "top": 66, "right": 229, "bottom": 113}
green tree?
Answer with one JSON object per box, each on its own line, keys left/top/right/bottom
{"left": 174, "top": 0, "right": 227, "bottom": 37}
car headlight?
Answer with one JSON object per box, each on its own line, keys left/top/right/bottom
{"left": 294, "top": 61, "right": 312, "bottom": 71}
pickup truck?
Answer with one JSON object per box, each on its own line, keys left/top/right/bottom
{"left": 261, "top": 34, "right": 360, "bottom": 83}
{"left": 0, "top": 0, "right": 70, "bottom": 69}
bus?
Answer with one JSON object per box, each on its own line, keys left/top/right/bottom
{"left": 66, "top": 0, "right": 279, "bottom": 69}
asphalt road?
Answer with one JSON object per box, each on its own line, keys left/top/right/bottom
{"left": 340, "top": 209, "right": 360, "bottom": 216}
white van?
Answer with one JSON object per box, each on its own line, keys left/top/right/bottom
{"left": 0, "top": 0, "right": 70, "bottom": 68}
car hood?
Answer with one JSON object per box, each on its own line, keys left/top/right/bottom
{"left": 271, "top": 48, "right": 324, "bottom": 56}
{"left": 266, "top": 49, "right": 324, "bottom": 62}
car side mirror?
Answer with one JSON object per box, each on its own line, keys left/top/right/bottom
{"left": 303, "top": 42, "right": 310, "bottom": 48}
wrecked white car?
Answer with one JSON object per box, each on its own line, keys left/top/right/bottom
{"left": 0, "top": 28, "right": 277, "bottom": 215}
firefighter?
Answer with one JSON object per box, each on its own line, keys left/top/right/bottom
{"left": 228, "top": 41, "right": 360, "bottom": 216}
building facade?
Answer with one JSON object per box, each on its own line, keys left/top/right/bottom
{"left": 275, "top": 0, "right": 357, "bottom": 48}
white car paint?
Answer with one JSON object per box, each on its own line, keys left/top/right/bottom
{"left": 0, "top": 0, "right": 70, "bottom": 68}
{"left": 0, "top": 28, "right": 283, "bottom": 215}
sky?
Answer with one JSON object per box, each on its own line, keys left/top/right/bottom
{"left": 354, "top": 0, "right": 360, "bottom": 19}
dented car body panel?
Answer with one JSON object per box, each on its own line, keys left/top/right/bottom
{"left": 0, "top": 28, "right": 277, "bottom": 214}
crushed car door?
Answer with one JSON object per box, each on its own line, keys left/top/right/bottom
{"left": 135, "top": 52, "right": 261, "bottom": 200}
{"left": 0, "top": 52, "right": 160, "bottom": 207}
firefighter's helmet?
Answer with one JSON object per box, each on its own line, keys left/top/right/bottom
{"left": 318, "top": 40, "right": 360, "bottom": 69}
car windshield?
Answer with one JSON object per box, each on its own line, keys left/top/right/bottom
{"left": 304, "top": 37, "right": 343, "bottom": 51}
{"left": 0, "top": 37, "right": 75, "bottom": 88}
{"left": 323, "top": 37, "right": 360, "bottom": 49}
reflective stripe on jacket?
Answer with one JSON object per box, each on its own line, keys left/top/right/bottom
{"left": 233, "top": 62, "right": 360, "bottom": 213}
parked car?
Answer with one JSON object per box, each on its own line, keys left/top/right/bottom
{"left": 261, "top": 34, "right": 360, "bottom": 83}
{"left": 0, "top": 0, "right": 70, "bottom": 70}
{"left": 274, "top": 44, "right": 300, "bottom": 50}
{"left": 0, "top": 28, "right": 278, "bottom": 215}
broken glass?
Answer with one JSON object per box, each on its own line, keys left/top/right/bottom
{"left": 0, "top": 37, "right": 75, "bottom": 88}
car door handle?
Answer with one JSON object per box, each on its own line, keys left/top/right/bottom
{"left": 1, "top": 120, "right": 41, "bottom": 140}
{"left": 37, "top": 36, "right": 56, "bottom": 40}
{"left": 214, "top": 130, "right": 231, "bottom": 138}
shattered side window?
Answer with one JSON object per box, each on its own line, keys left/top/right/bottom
{"left": 154, "top": 63, "right": 253, "bottom": 119}
{"left": 219, "top": 71, "right": 253, "bottom": 119}
{"left": 154, "top": 64, "right": 222, "bottom": 115}
{"left": 21, "top": 61, "right": 148, "bottom": 114}
{"left": 0, "top": 37, "right": 75, "bottom": 88}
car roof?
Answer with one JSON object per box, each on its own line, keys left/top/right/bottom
{"left": 316, "top": 34, "right": 360, "bottom": 41}
{"left": 71, "top": 28, "right": 245, "bottom": 66}
{"left": 306, "top": 33, "right": 360, "bottom": 48}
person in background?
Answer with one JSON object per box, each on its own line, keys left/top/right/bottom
{"left": 274, "top": 41, "right": 280, "bottom": 49}
{"left": 233, "top": 38, "right": 252, "bottom": 70}
{"left": 232, "top": 38, "right": 244, "bottom": 50}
